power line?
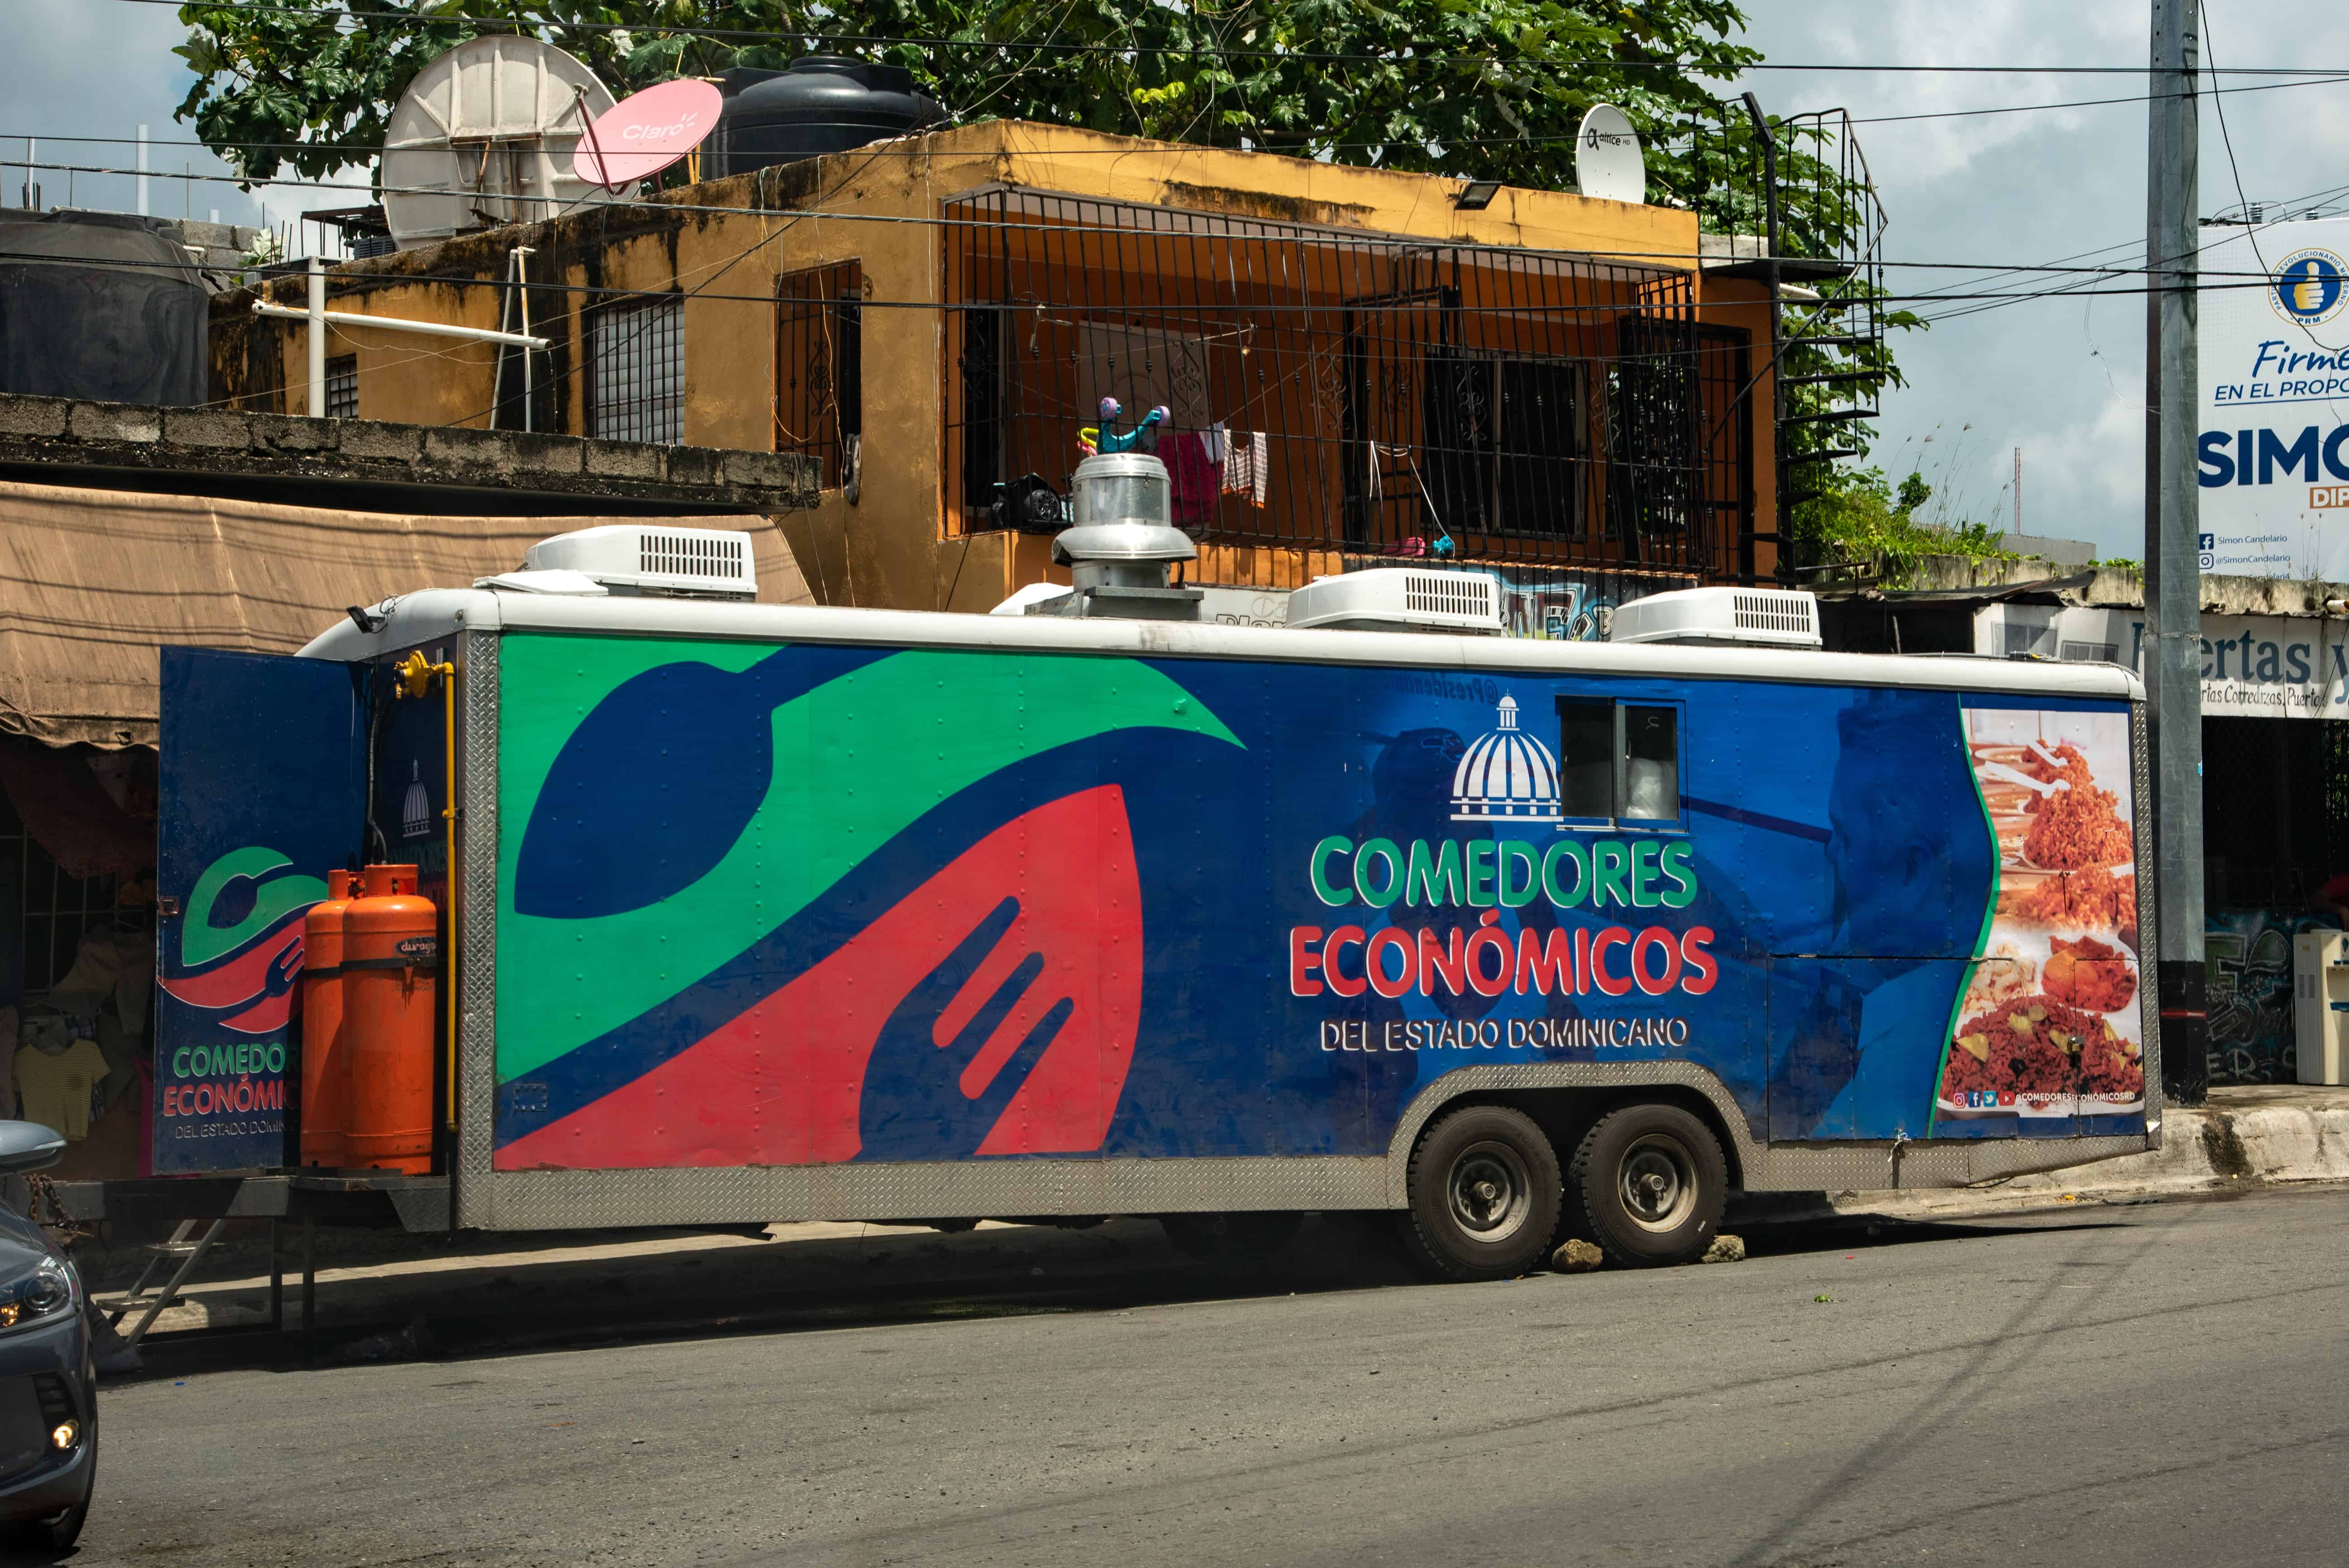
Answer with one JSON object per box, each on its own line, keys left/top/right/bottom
{"left": 25, "top": 66, "right": 2349, "bottom": 164}
{"left": 10, "top": 232, "right": 2332, "bottom": 315}
{"left": 16, "top": 66, "right": 2349, "bottom": 170}
{"left": 105, "top": 0, "right": 2349, "bottom": 75}
{"left": 14, "top": 152, "right": 2349, "bottom": 280}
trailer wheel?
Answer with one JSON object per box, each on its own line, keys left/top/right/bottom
{"left": 1399, "top": 1105, "right": 1562, "bottom": 1282}
{"left": 1571, "top": 1103, "right": 1726, "bottom": 1268}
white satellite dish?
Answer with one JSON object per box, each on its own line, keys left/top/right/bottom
{"left": 381, "top": 36, "right": 620, "bottom": 250}
{"left": 1575, "top": 104, "right": 1646, "bottom": 206}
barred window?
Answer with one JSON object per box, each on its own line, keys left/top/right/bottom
{"left": 324, "top": 355, "right": 358, "bottom": 420}
{"left": 589, "top": 295, "right": 685, "bottom": 445}
{"left": 775, "top": 262, "right": 862, "bottom": 487}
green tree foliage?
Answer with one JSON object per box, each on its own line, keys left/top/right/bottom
{"left": 174, "top": 0, "right": 1907, "bottom": 553}
{"left": 1794, "top": 466, "right": 2012, "bottom": 579}
{"left": 173, "top": 1, "right": 1762, "bottom": 186}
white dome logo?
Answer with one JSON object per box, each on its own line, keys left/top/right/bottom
{"left": 1451, "top": 695, "right": 1562, "bottom": 824}
{"left": 401, "top": 759, "right": 432, "bottom": 840}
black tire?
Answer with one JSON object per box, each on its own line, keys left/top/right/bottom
{"left": 1571, "top": 1102, "right": 1727, "bottom": 1268}
{"left": 1159, "top": 1211, "right": 1301, "bottom": 1263}
{"left": 1399, "top": 1105, "right": 1562, "bottom": 1282}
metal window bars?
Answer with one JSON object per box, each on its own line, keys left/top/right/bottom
{"left": 774, "top": 261, "right": 864, "bottom": 489}
{"left": 324, "top": 354, "right": 358, "bottom": 420}
{"left": 0, "top": 787, "right": 150, "bottom": 1004}
{"left": 587, "top": 294, "right": 685, "bottom": 445}
{"left": 942, "top": 186, "right": 1752, "bottom": 575}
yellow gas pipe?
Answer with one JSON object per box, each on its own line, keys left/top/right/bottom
{"left": 394, "top": 650, "right": 459, "bottom": 1131}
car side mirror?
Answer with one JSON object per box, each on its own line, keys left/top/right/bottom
{"left": 0, "top": 1122, "right": 67, "bottom": 1175}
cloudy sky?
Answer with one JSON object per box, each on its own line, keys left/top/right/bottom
{"left": 7, "top": 0, "right": 2343, "bottom": 558}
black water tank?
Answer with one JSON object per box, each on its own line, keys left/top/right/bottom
{"left": 0, "top": 210, "right": 208, "bottom": 405}
{"left": 717, "top": 56, "right": 947, "bottom": 176}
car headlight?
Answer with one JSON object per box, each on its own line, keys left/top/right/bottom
{"left": 0, "top": 1258, "right": 75, "bottom": 1332}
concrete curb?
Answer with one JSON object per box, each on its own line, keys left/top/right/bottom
{"left": 1815, "top": 1100, "right": 2349, "bottom": 1223}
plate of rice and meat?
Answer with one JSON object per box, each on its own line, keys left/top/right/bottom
{"left": 1936, "top": 993, "right": 2145, "bottom": 1118}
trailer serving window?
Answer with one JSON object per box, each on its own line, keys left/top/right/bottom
{"left": 1556, "top": 697, "right": 1681, "bottom": 828}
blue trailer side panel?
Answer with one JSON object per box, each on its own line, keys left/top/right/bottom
{"left": 486, "top": 635, "right": 2145, "bottom": 1172}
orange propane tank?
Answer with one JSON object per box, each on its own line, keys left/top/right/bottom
{"left": 299, "top": 869, "right": 354, "bottom": 1168}
{"left": 343, "top": 863, "right": 438, "bottom": 1174}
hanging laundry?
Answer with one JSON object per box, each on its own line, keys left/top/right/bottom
{"left": 1163, "top": 430, "right": 1222, "bottom": 524}
{"left": 15, "top": 1039, "right": 106, "bottom": 1140}
{"left": 1221, "top": 431, "right": 1270, "bottom": 506}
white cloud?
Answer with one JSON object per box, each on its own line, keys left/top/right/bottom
{"left": 1736, "top": 0, "right": 2349, "bottom": 557}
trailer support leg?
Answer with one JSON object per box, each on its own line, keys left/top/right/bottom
{"left": 117, "top": 1218, "right": 228, "bottom": 1349}
{"left": 301, "top": 1218, "right": 316, "bottom": 1354}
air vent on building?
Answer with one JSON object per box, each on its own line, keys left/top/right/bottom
{"left": 2059, "top": 640, "right": 2121, "bottom": 665}
{"left": 1286, "top": 570, "right": 1505, "bottom": 634}
{"left": 1607, "top": 586, "right": 1821, "bottom": 648}
{"left": 640, "top": 530, "right": 746, "bottom": 582}
{"left": 1404, "top": 572, "right": 1498, "bottom": 624}
{"left": 1733, "top": 591, "right": 1815, "bottom": 637}
{"left": 510, "top": 524, "right": 758, "bottom": 599}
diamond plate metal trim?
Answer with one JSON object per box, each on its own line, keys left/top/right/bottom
{"left": 482, "top": 1158, "right": 1389, "bottom": 1230}
{"left": 456, "top": 629, "right": 500, "bottom": 1230}
{"left": 2130, "top": 699, "right": 2165, "bottom": 1139}
{"left": 1375, "top": 1064, "right": 2155, "bottom": 1198}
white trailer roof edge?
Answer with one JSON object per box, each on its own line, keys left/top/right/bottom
{"left": 300, "top": 589, "right": 2145, "bottom": 702}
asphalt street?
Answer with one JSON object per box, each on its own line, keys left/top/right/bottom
{"left": 55, "top": 1186, "right": 2349, "bottom": 1567}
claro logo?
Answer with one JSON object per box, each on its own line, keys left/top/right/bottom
{"left": 2197, "top": 423, "right": 2349, "bottom": 488}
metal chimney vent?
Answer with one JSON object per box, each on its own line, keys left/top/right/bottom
{"left": 1029, "top": 452, "right": 1202, "bottom": 622}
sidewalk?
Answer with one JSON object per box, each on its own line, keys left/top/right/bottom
{"left": 85, "top": 1086, "right": 2349, "bottom": 1343}
{"left": 1804, "top": 1082, "right": 2349, "bottom": 1223}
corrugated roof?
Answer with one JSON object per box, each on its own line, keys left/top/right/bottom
{"left": 0, "top": 479, "right": 812, "bottom": 748}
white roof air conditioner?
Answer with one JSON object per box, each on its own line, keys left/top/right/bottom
{"left": 1285, "top": 571, "right": 1504, "bottom": 635}
{"left": 487, "top": 524, "right": 758, "bottom": 600}
{"left": 1607, "top": 586, "right": 1821, "bottom": 649}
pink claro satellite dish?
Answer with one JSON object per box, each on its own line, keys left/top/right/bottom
{"left": 573, "top": 78, "right": 725, "bottom": 188}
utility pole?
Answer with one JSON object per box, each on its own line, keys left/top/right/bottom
{"left": 2144, "top": 0, "right": 2207, "bottom": 1105}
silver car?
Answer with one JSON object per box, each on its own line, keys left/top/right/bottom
{"left": 0, "top": 1122, "right": 95, "bottom": 1553}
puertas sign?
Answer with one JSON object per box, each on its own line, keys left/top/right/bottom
{"left": 1979, "top": 604, "right": 2349, "bottom": 718}
{"left": 2198, "top": 217, "right": 2349, "bottom": 579}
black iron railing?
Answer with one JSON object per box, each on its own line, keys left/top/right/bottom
{"left": 942, "top": 187, "right": 1753, "bottom": 574}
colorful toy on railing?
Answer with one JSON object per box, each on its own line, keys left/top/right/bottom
{"left": 1078, "top": 397, "right": 1170, "bottom": 456}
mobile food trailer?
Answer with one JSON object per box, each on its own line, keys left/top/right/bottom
{"left": 144, "top": 520, "right": 2158, "bottom": 1283}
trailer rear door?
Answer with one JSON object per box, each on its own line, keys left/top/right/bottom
{"left": 153, "top": 649, "right": 364, "bottom": 1174}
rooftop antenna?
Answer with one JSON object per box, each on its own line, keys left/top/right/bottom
{"left": 381, "top": 35, "right": 618, "bottom": 249}
{"left": 1575, "top": 104, "right": 1646, "bottom": 205}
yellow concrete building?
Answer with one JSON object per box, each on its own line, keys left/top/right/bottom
{"left": 212, "top": 120, "right": 1788, "bottom": 612}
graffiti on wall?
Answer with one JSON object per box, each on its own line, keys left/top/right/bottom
{"left": 2204, "top": 909, "right": 2320, "bottom": 1083}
